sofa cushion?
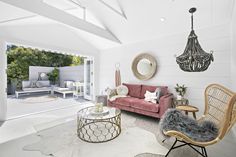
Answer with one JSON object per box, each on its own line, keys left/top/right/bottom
{"left": 23, "top": 87, "right": 51, "bottom": 91}
{"left": 37, "top": 80, "right": 50, "bottom": 87}
{"left": 113, "top": 97, "right": 140, "bottom": 107}
{"left": 140, "top": 85, "right": 168, "bottom": 99}
{"left": 123, "top": 83, "right": 142, "bottom": 98}
{"left": 22, "top": 81, "right": 31, "bottom": 88}
{"left": 130, "top": 99, "right": 159, "bottom": 113}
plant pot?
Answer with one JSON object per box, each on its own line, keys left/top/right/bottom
{"left": 177, "top": 95, "right": 183, "bottom": 100}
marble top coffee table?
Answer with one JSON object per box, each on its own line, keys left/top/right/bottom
{"left": 77, "top": 106, "right": 121, "bottom": 143}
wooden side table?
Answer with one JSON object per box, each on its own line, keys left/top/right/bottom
{"left": 176, "top": 105, "right": 199, "bottom": 119}
{"left": 172, "top": 98, "right": 189, "bottom": 107}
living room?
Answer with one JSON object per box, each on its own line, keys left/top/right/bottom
{"left": 0, "top": 0, "right": 236, "bottom": 157}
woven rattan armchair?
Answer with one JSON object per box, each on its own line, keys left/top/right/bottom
{"left": 164, "top": 84, "right": 236, "bottom": 157}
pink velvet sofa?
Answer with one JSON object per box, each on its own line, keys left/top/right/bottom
{"left": 108, "top": 83, "right": 173, "bottom": 118}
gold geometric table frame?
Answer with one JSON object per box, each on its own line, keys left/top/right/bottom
{"left": 77, "top": 107, "right": 121, "bottom": 143}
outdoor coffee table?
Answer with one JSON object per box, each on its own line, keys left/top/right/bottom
{"left": 54, "top": 88, "right": 74, "bottom": 98}
{"left": 77, "top": 106, "right": 121, "bottom": 143}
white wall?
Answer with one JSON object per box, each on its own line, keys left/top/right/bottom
{"left": 99, "top": 24, "right": 231, "bottom": 116}
{"left": 0, "top": 39, "right": 7, "bottom": 121}
{"left": 59, "top": 65, "right": 84, "bottom": 86}
{"left": 29, "top": 66, "right": 54, "bottom": 81}
{"left": 29, "top": 65, "right": 84, "bottom": 85}
{"left": 231, "top": 1, "right": 236, "bottom": 134}
{"left": 231, "top": 2, "right": 236, "bottom": 91}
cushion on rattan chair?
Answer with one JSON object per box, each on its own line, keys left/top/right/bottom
{"left": 160, "top": 109, "right": 219, "bottom": 142}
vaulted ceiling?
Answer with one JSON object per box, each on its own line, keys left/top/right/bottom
{"left": 0, "top": 0, "right": 235, "bottom": 53}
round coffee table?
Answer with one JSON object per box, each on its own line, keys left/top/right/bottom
{"left": 176, "top": 105, "right": 199, "bottom": 119}
{"left": 77, "top": 106, "right": 121, "bottom": 143}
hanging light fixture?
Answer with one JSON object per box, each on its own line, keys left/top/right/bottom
{"left": 176, "top": 7, "right": 214, "bottom": 72}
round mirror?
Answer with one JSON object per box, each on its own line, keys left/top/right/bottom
{"left": 132, "top": 53, "right": 157, "bottom": 80}
{"left": 137, "top": 58, "right": 152, "bottom": 75}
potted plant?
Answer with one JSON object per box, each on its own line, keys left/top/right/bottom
{"left": 47, "top": 68, "right": 59, "bottom": 85}
{"left": 175, "top": 84, "right": 187, "bottom": 100}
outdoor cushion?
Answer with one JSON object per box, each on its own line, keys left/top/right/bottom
{"left": 37, "top": 80, "right": 50, "bottom": 87}
{"left": 64, "top": 81, "right": 74, "bottom": 90}
{"left": 36, "top": 81, "right": 43, "bottom": 88}
{"left": 23, "top": 87, "right": 51, "bottom": 91}
{"left": 123, "top": 83, "right": 142, "bottom": 98}
{"left": 130, "top": 99, "right": 159, "bottom": 113}
{"left": 22, "top": 81, "right": 31, "bottom": 88}
{"left": 114, "top": 97, "right": 140, "bottom": 107}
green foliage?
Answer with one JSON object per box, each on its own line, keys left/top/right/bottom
{"left": 175, "top": 84, "right": 187, "bottom": 96}
{"left": 71, "top": 56, "right": 85, "bottom": 66}
{"left": 7, "top": 45, "right": 84, "bottom": 89}
{"left": 47, "top": 68, "right": 59, "bottom": 85}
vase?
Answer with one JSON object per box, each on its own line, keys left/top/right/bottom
{"left": 177, "top": 95, "right": 183, "bottom": 100}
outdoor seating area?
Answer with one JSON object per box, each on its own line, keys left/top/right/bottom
{"left": 13, "top": 65, "right": 85, "bottom": 99}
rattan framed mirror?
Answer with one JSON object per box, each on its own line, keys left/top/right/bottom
{"left": 132, "top": 53, "right": 157, "bottom": 80}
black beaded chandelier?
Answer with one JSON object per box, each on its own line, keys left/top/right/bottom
{"left": 176, "top": 7, "right": 214, "bottom": 72}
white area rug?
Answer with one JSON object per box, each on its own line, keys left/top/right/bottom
{"left": 23, "top": 113, "right": 169, "bottom": 157}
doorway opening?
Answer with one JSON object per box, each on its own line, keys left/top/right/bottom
{"left": 6, "top": 44, "right": 94, "bottom": 119}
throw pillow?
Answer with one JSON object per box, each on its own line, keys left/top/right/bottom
{"left": 23, "top": 81, "right": 31, "bottom": 88}
{"left": 30, "top": 81, "right": 37, "bottom": 88}
{"left": 36, "top": 81, "right": 43, "bottom": 88}
{"left": 155, "top": 88, "right": 162, "bottom": 103}
{"left": 116, "top": 85, "right": 129, "bottom": 96}
{"left": 144, "top": 91, "right": 157, "bottom": 103}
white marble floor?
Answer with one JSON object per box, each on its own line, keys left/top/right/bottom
{"left": 7, "top": 94, "right": 88, "bottom": 119}
{"left": 0, "top": 101, "right": 93, "bottom": 143}
{"left": 1, "top": 102, "right": 236, "bottom": 157}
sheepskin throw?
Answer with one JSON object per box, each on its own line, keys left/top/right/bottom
{"left": 160, "top": 109, "right": 219, "bottom": 142}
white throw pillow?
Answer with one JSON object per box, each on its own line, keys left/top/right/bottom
{"left": 116, "top": 85, "right": 129, "bottom": 96}
{"left": 144, "top": 91, "right": 157, "bottom": 103}
{"left": 36, "top": 81, "right": 43, "bottom": 88}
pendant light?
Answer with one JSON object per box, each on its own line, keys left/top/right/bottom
{"left": 176, "top": 7, "right": 214, "bottom": 72}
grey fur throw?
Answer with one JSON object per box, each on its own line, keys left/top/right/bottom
{"left": 160, "top": 109, "right": 219, "bottom": 142}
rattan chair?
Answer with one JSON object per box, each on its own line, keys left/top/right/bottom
{"left": 164, "top": 84, "right": 236, "bottom": 157}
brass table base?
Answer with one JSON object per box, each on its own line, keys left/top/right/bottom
{"left": 77, "top": 107, "right": 121, "bottom": 143}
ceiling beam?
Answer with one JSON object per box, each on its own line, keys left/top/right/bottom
{"left": 0, "top": 0, "right": 121, "bottom": 43}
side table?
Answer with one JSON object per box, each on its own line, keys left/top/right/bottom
{"left": 173, "top": 98, "right": 189, "bottom": 107}
{"left": 176, "top": 105, "right": 199, "bottom": 119}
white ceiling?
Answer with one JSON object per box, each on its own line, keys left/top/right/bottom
{"left": 0, "top": 0, "right": 235, "bottom": 52}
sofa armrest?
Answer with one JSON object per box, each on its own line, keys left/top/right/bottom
{"left": 158, "top": 93, "right": 173, "bottom": 117}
